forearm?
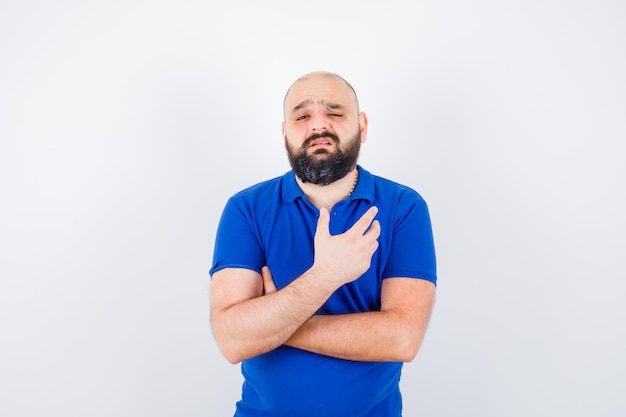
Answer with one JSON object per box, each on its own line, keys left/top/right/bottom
{"left": 212, "top": 207, "right": 383, "bottom": 364}
{"left": 285, "top": 310, "right": 425, "bottom": 362}
{"left": 211, "top": 269, "right": 337, "bottom": 364}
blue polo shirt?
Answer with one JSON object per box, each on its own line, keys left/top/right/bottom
{"left": 210, "top": 166, "right": 436, "bottom": 417}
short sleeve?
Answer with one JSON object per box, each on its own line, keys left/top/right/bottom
{"left": 382, "top": 193, "right": 437, "bottom": 284}
{"left": 209, "top": 197, "right": 266, "bottom": 277}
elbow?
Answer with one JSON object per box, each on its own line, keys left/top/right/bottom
{"left": 213, "top": 327, "right": 263, "bottom": 364}
{"left": 395, "top": 342, "right": 420, "bottom": 363}
{"left": 221, "top": 347, "right": 244, "bottom": 365}
{"left": 214, "top": 336, "right": 247, "bottom": 364}
{"left": 399, "top": 342, "right": 421, "bottom": 363}
{"left": 395, "top": 330, "right": 424, "bottom": 363}
{"left": 213, "top": 331, "right": 247, "bottom": 364}
{"left": 211, "top": 322, "right": 244, "bottom": 364}
{"left": 389, "top": 311, "right": 429, "bottom": 362}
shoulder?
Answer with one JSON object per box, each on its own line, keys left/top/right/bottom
{"left": 358, "top": 169, "right": 432, "bottom": 228}
{"left": 367, "top": 171, "right": 428, "bottom": 208}
{"left": 231, "top": 176, "right": 282, "bottom": 200}
{"left": 220, "top": 171, "right": 297, "bottom": 225}
{"left": 226, "top": 172, "right": 289, "bottom": 209}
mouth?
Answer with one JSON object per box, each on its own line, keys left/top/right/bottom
{"left": 309, "top": 138, "right": 334, "bottom": 148}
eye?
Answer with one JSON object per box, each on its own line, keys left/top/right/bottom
{"left": 295, "top": 114, "right": 309, "bottom": 121}
{"left": 329, "top": 113, "right": 343, "bottom": 117}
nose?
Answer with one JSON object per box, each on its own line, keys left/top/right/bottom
{"left": 310, "top": 113, "right": 329, "bottom": 132}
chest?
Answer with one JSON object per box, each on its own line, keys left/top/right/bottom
{"left": 259, "top": 200, "right": 389, "bottom": 313}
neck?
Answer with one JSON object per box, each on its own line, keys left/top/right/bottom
{"left": 297, "top": 167, "right": 359, "bottom": 209}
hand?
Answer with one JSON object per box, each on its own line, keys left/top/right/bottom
{"left": 312, "top": 206, "right": 380, "bottom": 287}
{"left": 261, "top": 266, "right": 277, "bottom": 295}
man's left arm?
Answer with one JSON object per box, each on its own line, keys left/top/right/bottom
{"left": 263, "top": 270, "right": 435, "bottom": 362}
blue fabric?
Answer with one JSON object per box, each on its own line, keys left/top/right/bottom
{"left": 210, "top": 166, "right": 436, "bottom": 417}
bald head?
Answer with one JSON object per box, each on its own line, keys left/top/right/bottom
{"left": 283, "top": 71, "right": 359, "bottom": 118}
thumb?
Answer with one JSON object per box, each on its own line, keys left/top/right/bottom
{"left": 261, "top": 266, "right": 277, "bottom": 295}
{"left": 315, "top": 207, "right": 331, "bottom": 238}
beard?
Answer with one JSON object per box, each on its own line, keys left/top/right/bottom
{"left": 285, "top": 131, "right": 361, "bottom": 185}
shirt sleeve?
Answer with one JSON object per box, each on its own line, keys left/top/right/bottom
{"left": 382, "top": 192, "right": 437, "bottom": 284}
{"left": 209, "top": 196, "right": 265, "bottom": 277}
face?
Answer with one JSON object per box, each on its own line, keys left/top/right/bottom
{"left": 282, "top": 73, "right": 368, "bottom": 185}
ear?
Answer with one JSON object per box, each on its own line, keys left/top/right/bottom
{"left": 358, "top": 112, "right": 368, "bottom": 143}
{"left": 281, "top": 121, "right": 287, "bottom": 148}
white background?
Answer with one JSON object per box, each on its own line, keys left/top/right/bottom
{"left": 1, "top": 1, "right": 625, "bottom": 416}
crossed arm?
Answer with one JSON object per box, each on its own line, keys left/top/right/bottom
{"left": 210, "top": 207, "right": 436, "bottom": 364}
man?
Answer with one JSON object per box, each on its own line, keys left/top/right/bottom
{"left": 210, "top": 71, "right": 437, "bottom": 417}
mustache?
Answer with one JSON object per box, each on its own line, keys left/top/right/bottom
{"left": 302, "top": 132, "right": 340, "bottom": 149}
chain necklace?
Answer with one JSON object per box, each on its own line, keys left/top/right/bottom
{"left": 347, "top": 169, "right": 359, "bottom": 198}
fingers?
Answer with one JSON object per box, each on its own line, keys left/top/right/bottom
{"left": 315, "top": 207, "right": 331, "bottom": 238}
{"left": 310, "top": 206, "right": 380, "bottom": 286}
{"left": 316, "top": 206, "right": 380, "bottom": 238}
{"left": 350, "top": 206, "right": 379, "bottom": 236}
{"left": 315, "top": 206, "right": 380, "bottom": 236}
{"left": 366, "top": 219, "right": 381, "bottom": 239}
{"left": 261, "top": 266, "right": 277, "bottom": 295}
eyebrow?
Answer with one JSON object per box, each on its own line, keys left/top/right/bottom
{"left": 291, "top": 99, "right": 346, "bottom": 113}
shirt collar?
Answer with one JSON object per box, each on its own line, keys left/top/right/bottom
{"left": 282, "top": 165, "right": 374, "bottom": 203}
